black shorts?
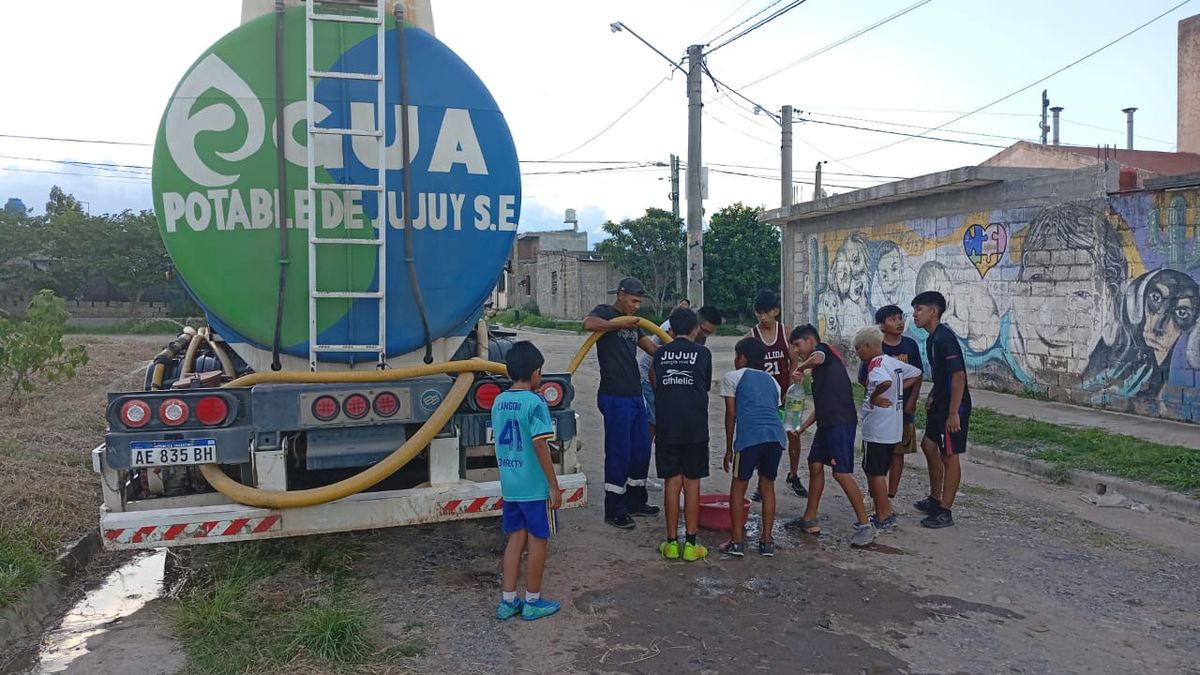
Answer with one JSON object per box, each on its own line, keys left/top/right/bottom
{"left": 925, "top": 412, "right": 970, "bottom": 455}
{"left": 656, "top": 442, "right": 709, "bottom": 480}
{"left": 862, "top": 442, "right": 894, "bottom": 477}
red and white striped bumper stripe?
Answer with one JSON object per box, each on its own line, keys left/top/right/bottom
{"left": 439, "top": 487, "right": 585, "bottom": 516}
{"left": 103, "top": 514, "right": 281, "bottom": 545}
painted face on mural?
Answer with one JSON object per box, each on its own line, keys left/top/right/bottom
{"left": 1014, "top": 205, "right": 1127, "bottom": 377}
{"left": 831, "top": 233, "right": 870, "bottom": 304}
{"left": 1139, "top": 270, "right": 1198, "bottom": 363}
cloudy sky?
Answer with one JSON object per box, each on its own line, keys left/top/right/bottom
{"left": 0, "top": 0, "right": 1192, "bottom": 244}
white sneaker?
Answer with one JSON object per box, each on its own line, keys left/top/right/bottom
{"left": 851, "top": 522, "right": 875, "bottom": 547}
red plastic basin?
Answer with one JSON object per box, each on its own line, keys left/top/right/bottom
{"left": 697, "top": 494, "right": 752, "bottom": 531}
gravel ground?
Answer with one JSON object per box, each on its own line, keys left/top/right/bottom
{"left": 12, "top": 330, "right": 1200, "bottom": 674}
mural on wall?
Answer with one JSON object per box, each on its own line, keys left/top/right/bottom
{"left": 802, "top": 190, "right": 1200, "bottom": 422}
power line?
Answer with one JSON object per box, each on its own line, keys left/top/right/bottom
{"left": 708, "top": 167, "right": 867, "bottom": 190}
{"left": 522, "top": 165, "right": 661, "bottom": 176}
{"left": 704, "top": 0, "right": 788, "bottom": 46}
{"left": 0, "top": 166, "right": 150, "bottom": 184}
{"left": 0, "top": 154, "right": 152, "bottom": 176}
{"left": 0, "top": 132, "right": 152, "bottom": 147}
{"left": 705, "top": 0, "right": 809, "bottom": 55}
{"left": 546, "top": 76, "right": 670, "bottom": 160}
{"left": 836, "top": 0, "right": 1195, "bottom": 162}
{"left": 800, "top": 116, "right": 1007, "bottom": 148}
{"left": 803, "top": 112, "right": 1022, "bottom": 142}
{"left": 698, "top": 0, "right": 756, "bottom": 43}
{"left": 739, "top": 0, "right": 934, "bottom": 90}
{"left": 703, "top": 108, "right": 776, "bottom": 147}
{"left": 707, "top": 162, "right": 907, "bottom": 180}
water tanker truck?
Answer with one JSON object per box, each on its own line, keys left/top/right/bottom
{"left": 92, "top": 1, "right": 667, "bottom": 550}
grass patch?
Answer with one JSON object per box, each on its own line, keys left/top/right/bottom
{"left": 714, "top": 324, "right": 746, "bottom": 337}
{"left": 65, "top": 318, "right": 199, "bottom": 335}
{"left": 0, "top": 532, "right": 51, "bottom": 608}
{"left": 1017, "top": 386, "right": 1053, "bottom": 401}
{"left": 959, "top": 483, "right": 1001, "bottom": 497}
{"left": 174, "top": 536, "right": 410, "bottom": 675}
{"left": 968, "top": 408, "right": 1200, "bottom": 494}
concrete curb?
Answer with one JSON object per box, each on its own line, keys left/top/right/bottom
{"left": 968, "top": 444, "right": 1200, "bottom": 522}
{"left": 495, "top": 323, "right": 584, "bottom": 336}
{"left": 0, "top": 531, "right": 103, "bottom": 658}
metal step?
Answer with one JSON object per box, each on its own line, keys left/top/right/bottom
{"left": 312, "top": 344, "right": 385, "bottom": 352}
{"left": 310, "top": 182, "right": 384, "bottom": 191}
{"left": 309, "top": 127, "right": 383, "bottom": 137}
{"left": 309, "top": 237, "right": 385, "bottom": 245}
{"left": 309, "top": 13, "right": 382, "bottom": 24}
{"left": 312, "top": 291, "right": 384, "bottom": 299}
{"left": 308, "top": 70, "right": 381, "bottom": 81}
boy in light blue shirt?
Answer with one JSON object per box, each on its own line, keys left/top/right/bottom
{"left": 491, "top": 341, "right": 562, "bottom": 622}
{"left": 719, "top": 338, "right": 788, "bottom": 558}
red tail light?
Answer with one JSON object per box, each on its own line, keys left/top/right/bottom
{"left": 312, "top": 395, "right": 339, "bottom": 421}
{"left": 343, "top": 393, "right": 369, "bottom": 419}
{"left": 373, "top": 391, "right": 400, "bottom": 417}
{"left": 120, "top": 400, "right": 151, "bottom": 428}
{"left": 195, "top": 396, "right": 229, "bottom": 425}
{"left": 474, "top": 382, "right": 502, "bottom": 409}
{"left": 159, "top": 398, "right": 189, "bottom": 426}
{"left": 539, "top": 382, "right": 565, "bottom": 407}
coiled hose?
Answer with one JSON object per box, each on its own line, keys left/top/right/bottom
{"left": 197, "top": 318, "right": 671, "bottom": 508}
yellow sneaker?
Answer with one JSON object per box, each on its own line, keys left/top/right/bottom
{"left": 659, "top": 540, "right": 680, "bottom": 560}
{"left": 682, "top": 541, "right": 708, "bottom": 562}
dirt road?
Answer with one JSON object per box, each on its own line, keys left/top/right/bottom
{"left": 16, "top": 330, "right": 1200, "bottom": 674}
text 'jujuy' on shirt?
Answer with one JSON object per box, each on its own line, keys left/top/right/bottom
{"left": 651, "top": 337, "right": 712, "bottom": 444}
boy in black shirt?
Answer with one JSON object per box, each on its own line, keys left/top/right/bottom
{"left": 651, "top": 308, "right": 712, "bottom": 561}
{"left": 788, "top": 324, "right": 874, "bottom": 547}
{"left": 855, "top": 305, "right": 923, "bottom": 505}
{"left": 911, "top": 291, "right": 971, "bottom": 529}
{"left": 583, "top": 277, "right": 662, "bottom": 530}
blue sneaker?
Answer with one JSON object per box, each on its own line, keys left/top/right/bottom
{"left": 521, "top": 598, "right": 561, "bottom": 621}
{"left": 870, "top": 512, "right": 897, "bottom": 531}
{"left": 496, "top": 599, "right": 523, "bottom": 620}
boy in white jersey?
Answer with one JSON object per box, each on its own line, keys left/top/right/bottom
{"left": 853, "top": 326, "right": 923, "bottom": 530}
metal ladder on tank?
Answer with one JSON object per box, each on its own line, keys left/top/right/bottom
{"left": 305, "top": 0, "right": 389, "bottom": 370}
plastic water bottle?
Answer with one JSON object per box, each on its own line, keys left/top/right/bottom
{"left": 783, "top": 383, "right": 806, "bottom": 432}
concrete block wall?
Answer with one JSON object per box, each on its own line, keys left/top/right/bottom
{"left": 787, "top": 175, "right": 1200, "bottom": 423}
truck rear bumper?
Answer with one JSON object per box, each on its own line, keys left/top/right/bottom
{"left": 99, "top": 473, "right": 587, "bottom": 551}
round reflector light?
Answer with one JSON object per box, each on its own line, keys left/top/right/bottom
{"left": 344, "top": 393, "right": 369, "bottom": 419}
{"left": 474, "top": 382, "right": 502, "bottom": 409}
{"left": 195, "top": 396, "right": 229, "bottom": 425}
{"left": 159, "top": 398, "right": 189, "bottom": 426}
{"left": 120, "top": 400, "right": 151, "bottom": 428}
{"left": 373, "top": 391, "right": 400, "bottom": 417}
{"left": 312, "top": 395, "right": 339, "bottom": 421}
{"left": 539, "top": 382, "right": 564, "bottom": 407}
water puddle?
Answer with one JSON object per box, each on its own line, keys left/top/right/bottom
{"left": 23, "top": 550, "right": 166, "bottom": 674}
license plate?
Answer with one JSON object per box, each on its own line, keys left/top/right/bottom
{"left": 130, "top": 439, "right": 217, "bottom": 467}
{"left": 485, "top": 419, "right": 557, "bottom": 444}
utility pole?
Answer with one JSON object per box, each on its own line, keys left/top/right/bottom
{"left": 685, "top": 44, "right": 704, "bottom": 305}
{"left": 779, "top": 105, "right": 793, "bottom": 328}
{"left": 1040, "top": 90, "right": 1049, "bottom": 144}
{"left": 781, "top": 105, "right": 793, "bottom": 209}
{"left": 669, "top": 153, "right": 681, "bottom": 219}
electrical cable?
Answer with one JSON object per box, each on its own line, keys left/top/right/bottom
{"left": 546, "top": 76, "right": 670, "bottom": 159}
{"left": 835, "top": 0, "right": 1195, "bottom": 162}
{"left": 698, "top": 0, "right": 756, "bottom": 43}
{"left": 0, "top": 132, "right": 152, "bottom": 147}
{"left": 705, "top": 0, "right": 809, "bottom": 56}
{"left": 738, "top": 0, "right": 934, "bottom": 90}
{"left": 704, "top": 0, "right": 787, "bottom": 47}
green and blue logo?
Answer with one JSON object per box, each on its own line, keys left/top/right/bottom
{"left": 152, "top": 8, "right": 519, "bottom": 360}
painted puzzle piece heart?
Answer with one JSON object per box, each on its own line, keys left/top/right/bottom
{"left": 963, "top": 222, "right": 1007, "bottom": 278}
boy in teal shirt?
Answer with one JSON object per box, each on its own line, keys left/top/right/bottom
{"left": 492, "top": 341, "right": 562, "bottom": 621}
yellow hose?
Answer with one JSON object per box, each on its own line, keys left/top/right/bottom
{"left": 198, "top": 317, "right": 669, "bottom": 509}
{"left": 567, "top": 317, "right": 670, "bottom": 374}
{"left": 198, "top": 369, "right": 472, "bottom": 508}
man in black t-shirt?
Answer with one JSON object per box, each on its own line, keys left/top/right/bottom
{"left": 911, "top": 290, "right": 971, "bottom": 529}
{"left": 651, "top": 307, "right": 712, "bottom": 560}
{"left": 583, "top": 277, "right": 662, "bottom": 529}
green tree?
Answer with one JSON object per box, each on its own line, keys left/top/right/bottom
{"left": 703, "top": 202, "right": 779, "bottom": 320}
{"left": 0, "top": 290, "right": 89, "bottom": 398}
{"left": 595, "top": 207, "right": 684, "bottom": 313}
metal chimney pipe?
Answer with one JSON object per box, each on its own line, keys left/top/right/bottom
{"left": 1050, "top": 106, "right": 1064, "bottom": 146}
{"left": 1122, "top": 107, "right": 1138, "bottom": 150}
